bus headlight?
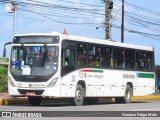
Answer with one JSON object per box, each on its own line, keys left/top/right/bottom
{"left": 8, "top": 76, "right": 15, "bottom": 87}
{"left": 47, "top": 77, "right": 58, "bottom": 88}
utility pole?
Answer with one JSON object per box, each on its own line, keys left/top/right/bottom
{"left": 13, "top": 1, "right": 17, "bottom": 36}
{"left": 105, "top": 0, "right": 113, "bottom": 40}
{"left": 121, "top": 0, "right": 124, "bottom": 43}
{"left": 5, "top": 0, "right": 18, "bottom": 36}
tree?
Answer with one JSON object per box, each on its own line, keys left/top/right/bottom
{"left": 0, "top": 66, "right": 8, "bottom": 92}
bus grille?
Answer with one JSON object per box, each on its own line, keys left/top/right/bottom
{"left": 17, "top": 89, "right": 44, "bottom": 95}
{"left": 12, "top": 76, "right": 51, "bottom": 82}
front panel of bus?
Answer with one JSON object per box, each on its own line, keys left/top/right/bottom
{"left": 8, "top": 35, "right": 62, "bottom": 97}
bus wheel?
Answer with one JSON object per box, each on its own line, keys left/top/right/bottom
{"left": 72, "top": 84, "right": 85, "bottom": 106}
{"left": 28, "top": 96, "right": 42, "bottom": 106}
{"left": 84, "top": 98, "right": 98, "bottom": 104}
{"left": 115, "top": 85, "right": 132, "bottom": 104}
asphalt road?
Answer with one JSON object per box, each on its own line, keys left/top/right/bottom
{"left": 0, "top": 100, "right": 160, "bottom": 120}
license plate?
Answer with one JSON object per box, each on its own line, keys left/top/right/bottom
{"left": 26, "top": 92, "right": 36, "bottom": 96}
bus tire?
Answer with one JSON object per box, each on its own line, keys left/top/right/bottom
{"left": 71, "top": 84, "right": 85, "bottom": 106}
{"left": 115, "top": 84, "right": 132, "bottom": 104}
{"left": 28, "top": 96, "right": 42, "bottom": 106}
{"left": 84, "top": 98, "right": 98, "bottom": 104}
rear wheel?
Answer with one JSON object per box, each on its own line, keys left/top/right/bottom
{"left": 115, "top": 84, "right": 132, "bottom": 104}
{"left": 71, "top": 84, "right": 85, "bottom": 106}
{"left": 28, "top": 96, "right": 42, "bottom": 106}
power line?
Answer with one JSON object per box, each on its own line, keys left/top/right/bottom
{"left": 0, "top": 1, "right": 105, "bottom": 25}
{"left": 129, "top": 30, "right": 160, "bottom": 37}
{"left": 19, "top": 8, "right": 103, "bottom": 25}
{"left": 2, "top": 0, "right": 160, "bottom": 41}
{"left": 16, "top": 0, "right": 105, "bottom": 25}
{"left": 112, "top": 24, "right": 160, "bottom": 40}
{"left": 126, "top": 13, "right": 160, "bottom": 35}
{"left": 27, "top": 0, "right": 104, "bottom": 8}
{"left": 19, "top": 0, "right": 104, "bottom": 15}
{"left": 113, "top": 0, "right": 160, "bottom": 16}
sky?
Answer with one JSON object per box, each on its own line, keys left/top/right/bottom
{"left": 0, "top": 0, "right": 160, "bottom": 64}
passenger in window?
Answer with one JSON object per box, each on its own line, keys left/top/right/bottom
{"left": 135, "top": 62, "right": 139, "bottom": 70}
{"left": 121, "top": 60, "right": 125, "bottom": 68}
{"left": 96, "top": 57, "right": 101, "bottom": 67}
{"left": 139, "top": 59, "right": 145, "bottom": 70}
{"left": 65, "top": 57, "right": 69, "bottom": 66}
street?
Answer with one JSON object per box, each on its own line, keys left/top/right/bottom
{"left": 0, "top": 100, "right": 160, "bottom": 119}
{"left": 1, "top": 100, "right": 160, "bottom": 111}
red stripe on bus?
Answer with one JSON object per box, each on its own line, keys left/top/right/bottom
{"left": 80, "top": 70, "right": 92, "bottom": 72}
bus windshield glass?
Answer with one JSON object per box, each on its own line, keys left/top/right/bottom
{"left": 10, "top": 46, "right": 58, "bottom": 76}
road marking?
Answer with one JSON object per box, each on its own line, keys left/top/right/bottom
{"left": 65, "top": 112, "right": 103, "bottom": 117}
{"left": 49, "top": 107, "right": 70, "bottom": 109}
{"left": 133, "top": 108, "right": 160, "bottom": 111}
{"left": 4, "top": 110, "right": 18, "bottom": 111}
{"left": 0, "top": 106, "right": 6, "bottom": 108}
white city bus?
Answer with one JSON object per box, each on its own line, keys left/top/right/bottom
{"left": 4, "top": 32, "right": 155, "bottom": 106}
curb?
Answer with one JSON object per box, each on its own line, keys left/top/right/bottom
{"left": 98, "top": 96, "right": 160, "bottom": 103}
{"left": 0, "top": 98, "right": 28, "bottom": 105}
{"left": 131, "top": 96, "right": 160, "bottom": 100}
{"left": 1, "top": 96, "right": 160, "bottom": 105}
{"left": 100, "top": 96, "right": 160, "bottom": 102}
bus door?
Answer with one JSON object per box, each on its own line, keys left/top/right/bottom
{"left": 61, "top": 40, "right": 76, "bottom": 96}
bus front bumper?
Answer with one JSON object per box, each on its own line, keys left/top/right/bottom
{"left": 8, "top": 85, "right": 61, "bottom": 98}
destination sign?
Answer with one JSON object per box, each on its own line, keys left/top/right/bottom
{"left": 13, "top": 36, "right": 59, "bottom": 44}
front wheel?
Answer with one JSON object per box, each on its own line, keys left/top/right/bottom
{"left": 71, "top": 84, "right": 85, "bottom": 106}
{"left": 115, "top": 85, "right": 132, "bottom": 104}
{"left": 28, "top": 96, "right": 42, "bottom": 106}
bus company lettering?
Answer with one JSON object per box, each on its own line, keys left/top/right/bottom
{"left": 123, "top": 74, "right": 135, "bottom": 79}
{"left": 29, "top": 84, "right": 46, "bottom": 87}
{"left": 79, "top": 72, "right": 88, "bottom": 78}
{"left": 79, "top": 72, "right": 95, "bottom": 78}
{"left": 79, "top": 72, "right": 83, "bottom": 78}
{"left": 94, "top": 75, "right": 103, "bottom": 79}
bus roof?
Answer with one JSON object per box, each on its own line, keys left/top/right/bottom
{"left": 15, "top": 33, "right": 153, "bottom": 51}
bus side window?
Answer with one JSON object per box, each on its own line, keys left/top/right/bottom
{"left": 146, "top": 52, "right": 153, "bottom": 71}
{"left": 101, "top": 47, "right": 112, "bottom": 67}
{"left": 112, "top": 48, "right": 125, "bottom": 68}
{"left": 136, "top": 51, "right": 146, "bottom": 70}
{"left": 62, "top": 48, "right": 75, "bottom": 67}
{"left": 77, "top": 43, "right": 86, "bottom": 66}
{"left": 111, "top": 58, "right": 117, "bottom": 68}
{"left": 125, "top": 49, "right": 135, "bottom": 70}
{"left": 88, "top": 45, "right": 101, "bottom": 67}
{"left": 61, "top": 48, "right": 75, "bottom": 76}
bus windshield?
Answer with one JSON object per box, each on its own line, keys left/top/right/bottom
{"left": 10, "top": 46, "right": 58, "bottom": 76}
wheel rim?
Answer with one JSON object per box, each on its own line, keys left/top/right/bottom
{"left": 126, "top": 90, "right": 131, "bottom": 100}
{"left": 75, "top": 90, "right": 82, "bottom": 101}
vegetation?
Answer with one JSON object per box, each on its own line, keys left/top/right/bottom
{"left": 0, "top": 57, "right": 9, "bottom": 63}
{"left": 0, "top": 66, "right": 8, "bottom": 93}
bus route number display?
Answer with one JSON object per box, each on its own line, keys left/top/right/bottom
{"left": 13, "top": 36, "right": 59, "bottom": 44}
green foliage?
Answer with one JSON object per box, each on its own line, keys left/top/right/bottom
{"left": 0, "top": 66, "right": 8, "bottom": 92}
{"left": 0, "top": 57, "right": 9, "bottom": 63}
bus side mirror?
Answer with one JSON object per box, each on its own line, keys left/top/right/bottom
{"left": 3, "top": 42, "right": 12, "bottom": 57}
{"left": 3, "top": 48, "right": 6, "bottom": 57}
